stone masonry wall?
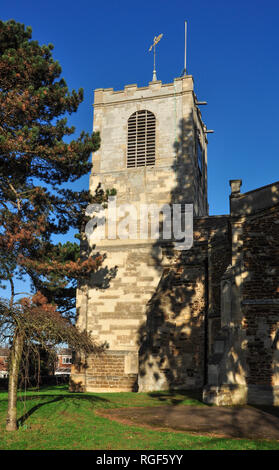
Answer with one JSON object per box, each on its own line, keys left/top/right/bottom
{"left": 241, "top": 206, "right": 279, "bottom": 388}
{"left": 138, "top": 216, "right": 230, "bottom": 392}
{"left": 71, "top": 76, "right": 211, "bottom": 393}
{"left": 71, "top": 244, "right": 163, "bottom": 392}
{"left": 204, "top": 191, "right": 279, "bottom": 406}
{"left": 71, "top": 215, "right": 231, "bottom": 393}
{"left": 138, "top": 241, "right": 207, "bottom": 391}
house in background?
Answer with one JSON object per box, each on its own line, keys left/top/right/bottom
{"left": 0, "top": 346, "right": 73, "bottom": 379}
{"left": 0, "top": 347, "right": 9, "bottom": 378}
{"left": 55, "top": 348, "right": 72, "bottom": 376}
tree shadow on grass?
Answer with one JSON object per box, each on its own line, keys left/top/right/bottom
{"left": 16, "top": 393, "right": 109, "bottom": 427}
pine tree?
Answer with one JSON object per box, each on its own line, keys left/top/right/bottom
{"left": 0, "top": 19, "right": 107, "bottom": 430}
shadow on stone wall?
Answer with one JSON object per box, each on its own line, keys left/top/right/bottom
{"left": 137, "top": 115, "right": 279, "bottom": 406}
{"left": 88, "top": 253, "right": 118, "bottom": 290}
{"left": 241, "top": 194, "right": 279, "bottom": 406}
{"left": 137, "top": 117, "right": 229, "bottom": 392}
{"left": 205, "top": 181, "right": 279, "bottom": 406}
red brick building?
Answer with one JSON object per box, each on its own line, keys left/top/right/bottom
{"left": 55, "top": 348, "right": 72, "bottom": 376}
{"left": 0, "top": 347, "right": 9, "bottom": 378}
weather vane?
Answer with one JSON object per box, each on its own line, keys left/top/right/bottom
{"left": 148, "top": 34, "right": 163, "bottom": 82}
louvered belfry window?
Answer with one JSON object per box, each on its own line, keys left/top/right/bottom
{"left": 127, "top": 110, "right": 156, "bottom": 168}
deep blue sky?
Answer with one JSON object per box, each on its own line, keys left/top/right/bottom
{"left": 2, "top": 0, "right": 279, "bottom": 216}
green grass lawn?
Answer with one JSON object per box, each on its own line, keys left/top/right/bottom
{"left": 0, "top": 385, "right": 279, "bottom": 450}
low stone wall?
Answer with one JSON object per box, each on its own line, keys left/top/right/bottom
{"left": 70, "top": 350, "right": 138, "bottom": 393}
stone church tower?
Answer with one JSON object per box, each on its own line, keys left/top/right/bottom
{"left": 70, "top": 74, "right": 279, "bottom": 406}
{"left": 71, "top": 75, "right": 211, "bottom": 392}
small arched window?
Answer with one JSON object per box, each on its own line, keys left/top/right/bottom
{"left": 127, "top": 110, "right": 155, "bottom": 168}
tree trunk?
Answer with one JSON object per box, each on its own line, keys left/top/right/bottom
{"left": 6, "top": 330, "right": 23, "bottom": 431}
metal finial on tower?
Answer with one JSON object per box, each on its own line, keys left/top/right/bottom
{"left": 148, "top": 33, "right": 163, "bottom": 81}
{"left": 181, "top": 21, "right": 187, "bottom": 77}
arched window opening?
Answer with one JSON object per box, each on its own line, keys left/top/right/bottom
{"left": 127, "top": 110, "right": 155, "bottom": 168}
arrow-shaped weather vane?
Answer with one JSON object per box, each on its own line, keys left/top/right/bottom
{"left": 148, "top": 33, "right": 163, "bottom": 82}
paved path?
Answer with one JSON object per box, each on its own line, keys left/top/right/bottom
{"left": 97, "top": 405, "right": 279, "bottom": 440}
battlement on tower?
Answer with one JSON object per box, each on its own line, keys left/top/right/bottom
{"left": 94, "top": 75, "right": 195, "bottom": 107}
